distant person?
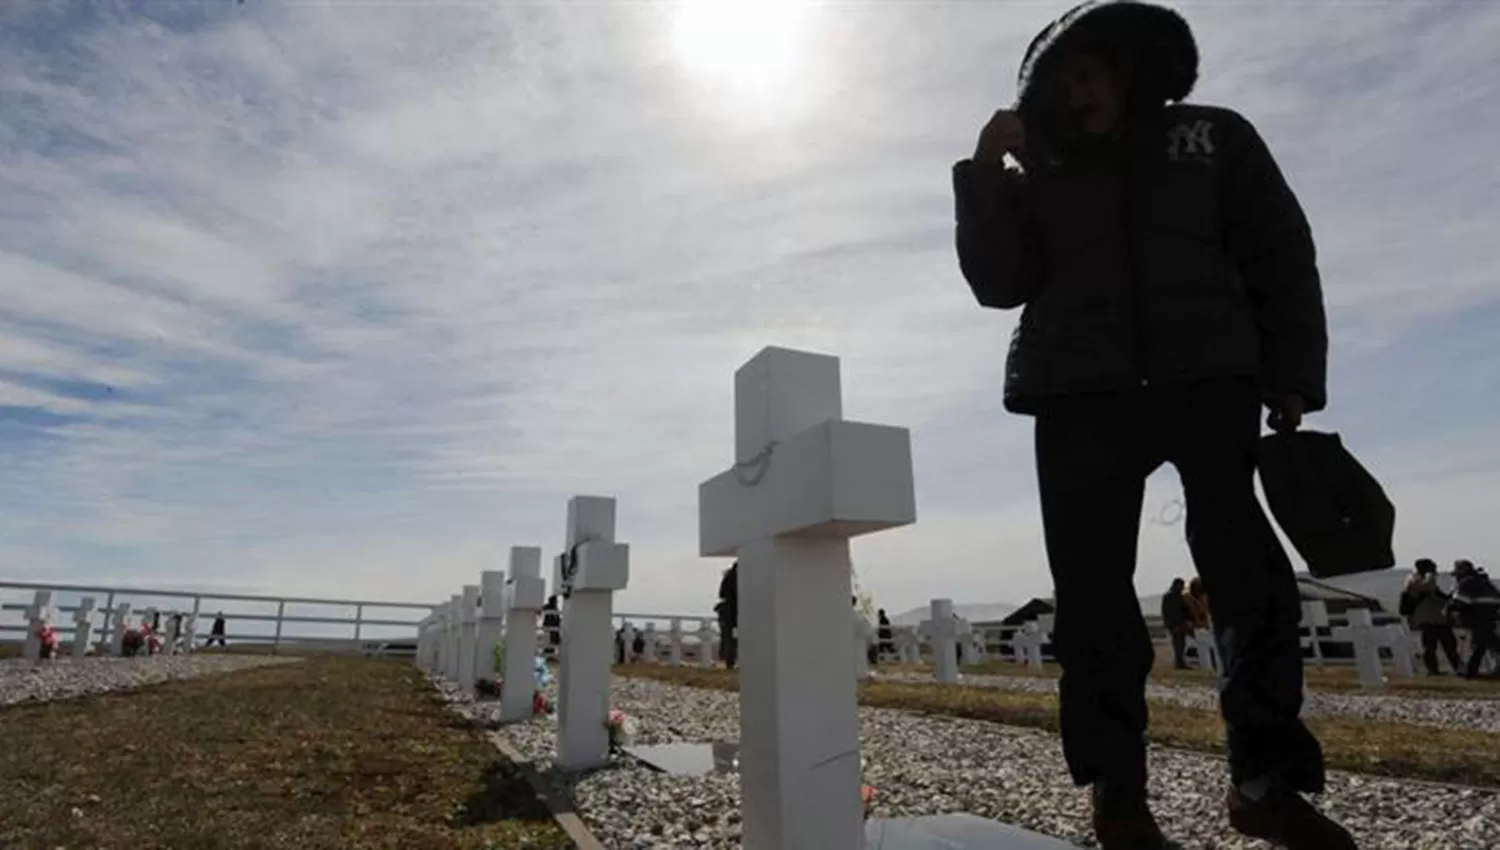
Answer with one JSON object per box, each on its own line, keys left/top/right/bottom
{"left": 877, "top": 609, "right": 894, "bottom": 662}
{"left": 1401, "top": 560, "right": 1461, "bottom": 675}
{"left": 631, "top": 627, "right": 646, "bottom": 661}
{"left": 542, "top": 596, "right": 562, "bottom": 651}
{"left": 715, "top": 562, "right": 738, "bottom": 669}
{"left": 1183, "top": 578, "right": 1210, "bottom": 633}
{"left": 1160, "top": 579, "right": 1190, "bottom": 669}
{"left": 614, "top": 625, "right": 627, "bottom": 665}
{"left": 952, "top": 2, "right": 1350, "bottom": 847}
{"left": 205, "top": 612, "right": 227, "bottom": 648}
{"left": 1449, "top": 560, "right": 1500, "bottom": 679}
{"left": 169, "top": 612, "right": 184, "bottom": 652}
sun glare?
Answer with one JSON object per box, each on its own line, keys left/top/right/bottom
{"left": 670, "top": 0, "right": 810, "bottom": 94}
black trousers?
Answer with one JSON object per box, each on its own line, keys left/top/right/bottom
{"left": 718, "top": 616, "right": 738, "bottom": 669}
{"left": 1035, "top": 378, "right": 1325, "bottom": 795}
{"left": 1465, "top": 621, "right": 1500, "bottom": 678}
{"left": 1419, "top": 624, "right": 1462, "bottom": 675}
{"left": 1169, "top": 630, "right": 1189, "bottom": 669}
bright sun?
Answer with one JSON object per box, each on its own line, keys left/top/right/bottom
{"left": 671, "top": 0, "right": 810, "bottom": 93}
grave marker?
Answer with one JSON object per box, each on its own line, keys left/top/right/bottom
{"left": 501, "top": 547, "right": 545, "bottom": 723}
{"left": 698, "top": 346, "right": 915, "bottom": 850}
{"left": 475, "top": 570, "right": 507, "bottom": 689}
{"left": 642, "top": 622, "right": 659, "bottom": 663}
{"left": 71, "top": 596, "right": 96, "bottom": 659}
{"left": 22, "top": 590, "right": 55, "bottom": 662}
{"left": 458, "top": 584, "right": 480, "bottom": 693}
{"left": 1332, "top": 609, "right": 1384, "bottom": 689}
{"left": 668, "top": 618, "right": 684, "bottom": 665}
{"left": 853, "top": 612, "right": 873, "bottom": 680}
{"left": 620, "top": 620, "right": 638, "bottom": 663}
{"left": 1300, "top": 601, "right": 1330, "bottom": 669}
{"left": 110, "top": 602, "right": 133, "bottom": 656}
{"left": 554, "top": 495, "right": 630, "bottom": 771}
{"left": 696, "top": 619, "right": 715, "bottom": 667}
{"left": 920, "top": 600, "right": 963, "bottom": 684}
{"left": 444, "top": 594, "right": 462, "bottom": 682}
{"left": 1383, "top": 623, "right": 1418, "bottom": 679}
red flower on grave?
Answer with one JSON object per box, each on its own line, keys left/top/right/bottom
{"left": 36, "top": 624, "right": 59, "bottom": 658}
{"left": 861, "top": 785, "right": 877, "bottom": 820}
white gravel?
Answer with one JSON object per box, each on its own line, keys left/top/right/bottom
{"left": 439, "top": 674, "right": 1500, "bottom": 850}
{"left": 0, "top": 654, "right": 299, "bottom": 706}
{"left": 874, "top": 670, "right": 1500, "bottom": 734}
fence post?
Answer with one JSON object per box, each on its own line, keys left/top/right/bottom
{"left": 354, "top": 604, "right": 364, "bottom": 642}
{"left": 273, "top": 600, "right": 286, "bottom": 655}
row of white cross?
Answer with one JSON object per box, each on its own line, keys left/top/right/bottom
{"left": 18, "top": 591, "right": 194, "bottom": 662}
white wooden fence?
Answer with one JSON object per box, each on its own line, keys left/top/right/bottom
{"left": 0, "top": 579, "right": 432, "bottom": 657}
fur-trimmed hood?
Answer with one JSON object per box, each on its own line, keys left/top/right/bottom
{"left": 1015, "top": 1, "right": 1199, "bottom": 127}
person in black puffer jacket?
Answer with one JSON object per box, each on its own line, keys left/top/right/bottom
{"left": 953, "top": 3, "right": 1349, "bottom": 849}
{"left": 1449, "top": 560, "right": 1500, "bottom": 679}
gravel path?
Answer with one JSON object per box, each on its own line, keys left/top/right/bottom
{"left": 440, "top": 675, "right": 1500, "bottom": 850}
{"left": 874, "top": 670, "right": 1500, "bottom": 734}
{"left": 0, "top": 654, "right": 299, "bottom": 706}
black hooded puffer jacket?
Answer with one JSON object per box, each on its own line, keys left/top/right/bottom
{"left": 953, "top": 0, "right": 1328, "bottom": 416}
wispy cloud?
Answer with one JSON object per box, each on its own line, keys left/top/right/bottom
{"left": 0, "top": 1, "right": 1496, "bottom": 620}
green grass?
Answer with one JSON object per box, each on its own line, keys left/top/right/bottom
{"left": 0, "top": 656, "right": 571, "bottom": 849}
{"left": 619, "top": 663, "right": 1500, "bottom": 788}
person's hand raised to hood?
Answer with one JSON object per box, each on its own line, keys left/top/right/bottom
{"left": 973, "top": 109, "right": 1027, "bottom": 166}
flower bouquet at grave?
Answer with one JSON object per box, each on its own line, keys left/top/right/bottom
{"left": 36, "top": 623, "right": 59, "bottom": 660}
{"left": 603, "top": 709, "right": 637, "bottom": 749}
{"left": 861, "top": 785, "right": 878, "bottom": 821}
{"left": 121, "top": 628, "right": 144, "bottom": 657}
{"left": 532, "top": 691, "right": 551, "bottom": 717}
{"left": 532, "top": 656, "right": 552, "bottom": 688}
{"left": 492, "top": 639, "right": 505, "bottom": 676}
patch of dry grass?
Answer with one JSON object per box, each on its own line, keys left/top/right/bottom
{"left": 0, "top": 656, "right": 571, "bottom": 850}
{"left": 618, "top": 664, "right": 1500, "bottom": 788}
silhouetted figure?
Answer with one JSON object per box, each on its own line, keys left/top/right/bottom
{"left": 1450, "top": 560, "right": 1500, "bottom": 679}
{"left": 1402, "top": 560, "right": 1461, "bottom": 675}
{"left": 877, "top": 609, "right": 894, "bottom": 662}
{"left": 542, "top": 596, "right": 562, "bottom": 650}
{"left": 715, "top": 562, "right": 738, "bottom": 669}
{"left": 1160, "top": 579, "right": 1190, "bottom": 669}
{"left": 204, "top": 612, "right": 227, "bottom": 648}
{"left": 953, "top": 3, "right": 1350, "bottom": 847}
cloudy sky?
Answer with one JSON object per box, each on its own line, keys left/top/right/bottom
{"left": 1, "top": 0, "right": 1497, "bottom": 621}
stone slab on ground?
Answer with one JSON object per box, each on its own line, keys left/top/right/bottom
{"left": 0, "top": 655, "right": 301, "bottom": 707}
{"left": 495, "top": 676, "right": 1500, "bottom": 850}
{"left": 867, "top": 814, "right": 1075, "bottom": 849}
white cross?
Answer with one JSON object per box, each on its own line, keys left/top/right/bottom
{"left": 696, "top": 618, "right": 716, "bottom": 667}
{"left": 110, "top": 602, "right": 133, "bottom": 656}
{"left": 71, "top": 596, "right": 96, "bottom": 659}
{"left": 1381, "top": 622, "right": 1418, "bottom": 679}
{"left": 919, "top": 599, "right": 966, "bottom": 684}
{"left": 1331, "top": 608, "right": 1384, "bottom": 689}
{"left": 474, "top": 570, "right": 507, "bottom": 689}
{"left": 554, "top": 495, "right": 630, "bottom": 771}
{"left": 668, "top": 618, "right": 684, "bottom": 665}
{"left": 699, "top": 346, "right": 915, "bottom": 850}
{"left": 22, "top": 590, "right": 55, "bottom": 663}
{"left": 1300, "top": 601, "right": 1329, "bottom": 669}
{"left": 501, "top": 547, "right": 545, "bottom": 722}
{"left": 457, "top": 584, "right": 480, "bottom": 693}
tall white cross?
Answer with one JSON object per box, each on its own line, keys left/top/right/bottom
{"left": 1300, "top": 601, "right": 1329, "bottom": 669}
{"left": 22, "top": 590, "right": 55, "bottom": 662}
{"left": 1332, "top": 608, "right": 1385, "bottom": 689}
{"left": 554, "top": 495, "right": 630, "bottom": 771}
{"left": 696, "top": 618, "right": 715, "bottom": 666}
{"left": 698, "top": 346, "right": 915, "bottom": 850}
{"left": 501, "top": 547, "right": 545, "bottom": 722}
{"left": 474, "top": 570, "right": 507, "bottom": 689}
{"left": 668, "top": 618, "right": 684, "bottom": 665}
{"left": 458, "top": 584, "right": 480, "bottom": 692}
{"left": 641, "top": 623, "right": 659, "bottom": 663}
{"left": 919, "top": 599, "right": 964, "bottom": 684}
{"left": 110, "top": 602, "right": 133, "bottom": 656}
{"left": 72, "top": 596, "right": 96, "bottom": 659}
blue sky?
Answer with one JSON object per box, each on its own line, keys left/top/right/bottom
{"left": 1, "top": 0, "right": 1497, "bottom": 620}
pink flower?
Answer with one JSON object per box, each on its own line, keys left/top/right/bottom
{"left": 861, "top": 785, "right": 877, "bottom": 819}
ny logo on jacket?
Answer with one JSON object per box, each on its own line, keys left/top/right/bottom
{"left": 1167, "top": 119, "right": 1215, "bottom": 163}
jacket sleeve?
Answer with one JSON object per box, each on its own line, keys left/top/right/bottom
{"left": 1218, "top": 111, "right": 1329, "bottom": 412}
{"left": 953, "top": 159, "right": 1043, "bottom": 309}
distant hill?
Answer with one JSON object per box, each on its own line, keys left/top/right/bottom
{"left": 891, "top": 601, "right": 1016, "bottom": 627}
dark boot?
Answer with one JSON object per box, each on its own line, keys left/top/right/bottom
{"left": 1091, "top": 785, "right": 1173, "bottom": 850}
{"left": 1227, "top": 786, "right": 1357, "bottom": 849}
